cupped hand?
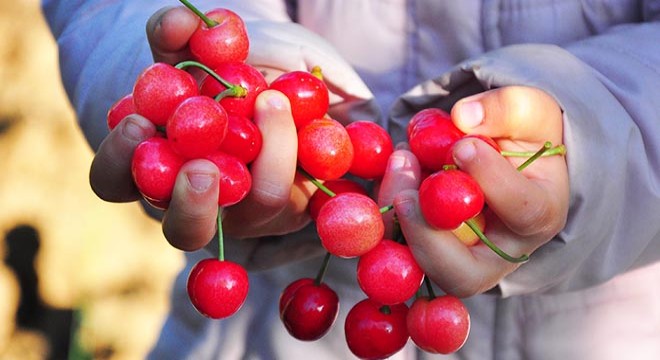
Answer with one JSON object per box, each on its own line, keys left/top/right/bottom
{"left": 379, "top": 86, "right": 569, "bottom": 297}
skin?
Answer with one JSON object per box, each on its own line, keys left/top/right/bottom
{"left": 91, "top": 7, "right": 570, "bottom": 299}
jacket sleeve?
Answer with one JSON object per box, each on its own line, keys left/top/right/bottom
{"left": 389, "top": 21, "right": 660, "bottom": 296}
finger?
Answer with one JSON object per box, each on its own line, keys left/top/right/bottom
{"left": 162, "top": 159, "right": 220, "bottom": 251}
{"left": 394, "top": 190, "right": 515, "bottom": 297}
{"left": 452, "top": 137, "right": 568, "bottom": 241}
{"left": 89, "top": 115, "right": 156, "bottom": 202}
{"left": 222, "top": 90, "right": 298, "bottom": 234}
{"left": 451, "top": 86, "right": 563, "bottom": 144}
{"left": 377, "top": 150, "right": 422, "bottom": 238}
{"left": 146, "top": 6, "right": 199, "bottom": 64}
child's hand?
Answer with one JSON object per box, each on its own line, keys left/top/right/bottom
{"left": 378, "top": 86, "right": 569, "bottom": 297}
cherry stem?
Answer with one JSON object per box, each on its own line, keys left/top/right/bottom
{"left": 379, "top": 305, "right": 392, "bottom": 315}
{"left": 178, "top": 0, "right": 217, "bottom": 28}
{"left": 424, "top": 276, "right": 436, "bottom": 299}
{"left": 314, "top": 252, "right": 332, "bottom": 286}
{"left": 217, "top": 207, "right": 225, "bottom": 261}
{"left": 501, "top": 144, "right": 566, "bottom": 159}
{"left": 465, "top": 218, "right": 529, "bottom": 263}
{"left": 379, "top": 204, "right": 394, "bottom": 214}
{"left": 311, "top": 66, "right": 324, "bottom": 81}
{"left": 175, "top": 60, "right": 247, "bottom": 98}
{"left": 296, "top": 167, "right": 336, "bottom": 197}
{"left": 515, "top": 141, "right": 553, "bottom": 172}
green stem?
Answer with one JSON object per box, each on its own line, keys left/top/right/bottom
{"left": 516, "top": 141, "right": 552, "bottom": 172}
{"left": 501, "top": 144, "right": 566, "bottom": 158}
{"left": 314, "top": 252, "right": 332, "bottom": 285}
{"left": 465, "top": 218, "right": 528, "bottom": 263}
{"left": 379, "top": 204, "right": 394, "bottom": 214}
{"left": 175, "top": 60, "right": 247, "bottom": 98}
{"left": 296, "top": 167, "right": 336, "bottom": 197}
{"left": 424, "top": 276, "right": 436, "bottom": 299}
{"left": 379, "top": 305, "right": 392, "bottom": 315}
{"left": 217, "top": 207, "right": 224, "bottom": 261}
{"left": 178, "top": 0, "right": 217, "bottom": 27}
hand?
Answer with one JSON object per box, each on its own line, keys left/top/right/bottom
{"left": 378, "top": 86, "right": 569, "bottom": 297}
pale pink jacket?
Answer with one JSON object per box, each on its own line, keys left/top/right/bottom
{"left": 43, "top": 0, "right": 660, "bottom": 359}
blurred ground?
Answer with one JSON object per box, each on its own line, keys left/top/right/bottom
{"left": 0, "top": 1, "right": 184, "bottom": 359}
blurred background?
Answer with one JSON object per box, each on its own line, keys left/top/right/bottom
{"left": 0, "top": 0, "right": 184, "bottom": 359}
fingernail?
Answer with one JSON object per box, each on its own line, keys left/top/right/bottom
{"left": 458, "top": 101, "right": 484, "bottom": 129}
{"left": 123, "top": 117, "right": 149, "bottom": 142}
{"left": 388, "top": 152, "right": 408, "bottom": 172}
{"left": 266, "top": 91, "right": 289, "bottom": 110}
{"left": 187, "top": 172, "right": 215, "bottom": 192}
{"left": 453, "top": 140, "right": 477, "bottom": 165}
{"left": 394, "top": 194, "right": 416, "bottom": 218}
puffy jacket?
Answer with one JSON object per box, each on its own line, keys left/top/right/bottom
{"left": 43, "top": 0, "right": 660, "bottom": 359}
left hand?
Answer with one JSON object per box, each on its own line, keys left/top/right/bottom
{"left": 378, "top": 86, "right": 569, "bottom": 297}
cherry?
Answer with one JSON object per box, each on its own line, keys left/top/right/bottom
{"left": 297, "top": 118, "right": 354, "bottom": 181}
{"left": 106, "top": 93, "right": 135, "bottom": 130}
{"left": 131, "top": 136, "right": 184, "bottom": 209}
{"left": 218, "top": 114, "right": 263, "bottom": 164}
{"left": 307, "top": 178, "right": 368, "bottom": 221}
{"left": 418, "top": 168, "right": 485, "bottom": 230}
{"left": 407, "top": 295, "right": 470, "bottom": 354}
{"left": 182, "top": 1, "right": 250, "bottom": 68}
{"left": 166, "top": 95, "right": 228, "bottom": 159}
{"left": 356, "top": 239, "right": 424, "bottom": 305}
{"left": 132, "top": 62, "right": 199, "bottom": 126}
{"left": 187, "top": 258, "right": 249, "bottom": 319}
{"left": 200, "top": 61, "right": 268, "bottom": 119}
{"left": 316, "top": 192, "right": 384, "bottom": 258}
{"left": 408, "top": 108, "right": 465, "bottom": 172}
{"left": 279, "top": 277, "right": 339, "bottom": 341}
{"left": 204, "top": 150, "right": 252, "bottom": 207}
{"left": 269, "top": 68, "right": 330, "bottom": 129}
{"left": 344, "top": 299, "right": 409, "bottom": 360}
{"left": 345, "top": 121, "right": 394, "bottom": 180}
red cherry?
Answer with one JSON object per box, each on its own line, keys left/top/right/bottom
{"left": 407, "top": 295, "right": 470, "bottom": 354}
{"left": 187, "top": 258, "right": 249, "bottom": 319}
{"left": 204, "top": 151, "right": 252, "bottom": 207}
{"left": 316, "top": 193, "right": 384, "bottom": 258}
{"left": 344, "top": 299, "right": 409, "bottom": 360}
{"left": 269, "top": 70, "right": 330, "bottom": 129}
{"left": 357, "top": 239, "right": 424, "bottom": 305}
{"left": 345, "top": 121, "right": 394, "bottom": 180}
{"left": 308, "top": 179, "right": 368, "bottom": 221}
{"left": 408, "top": 108, "right": 465, "bottom": 172}
{"left": 131, "top": 136, "right": 184, "bottom": 209}
{"left": 166, "top": 95, "right": 228, "bottom": 159}
{"left": 297, "top": 118, "right": 354, "bottom": 181}
{"left": 107, "top": 93, "right": 135, "bottom": 130}
{"left": 418, "top": 169, "right": 485, "bottom": 230}
{"left": 132, "top": 62, "right": 199, "bottom": 126}
{"left": 188, "top": 8, "right": 249, "bottom": 68}
{"left": 279, "top": 278, "right": 339, "bottom": 341}
{"left": 218, "top": 114, "right": 263, "bottom": 164}
{"left": 200, "top": 61, "right": 268, "bottom": 119}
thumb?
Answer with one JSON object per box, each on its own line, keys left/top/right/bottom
{"left": 450, "top": 86, "right": 562, "bottom": 144}
{"left": 146, "top": 6, "right": 199, "bottom": 64}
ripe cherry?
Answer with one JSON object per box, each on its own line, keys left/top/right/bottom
{"left": 132, "top": 62, "right": 199, "bottom": 126}
{"left": 131, "top": 136, "right": 184, "bottom": 209}
{"left": 344, "top": 299, "right": 409, "bottom": 360}
{"left": 279, "top": 277, "right": 339, "bottom": 341}
{"left": 297, "top": 118, "right": 354, "bottom": 181}
{"left": 307, "top": 178, "right": 368, "bottom": 221}
{"left": 408, "top": 108, "right": 465, "bottom": 172}
{"left": 200, "top": 61, "right": 268, "bottom": 119}
{"left": 204, "top": 150, "right": 252, "bottom": 207}
{"left": 166, "top": 95, "right": 228, "bottom": 159}
{"left": 106, "top": 93, "right": 135, "bottom": 130}
{"left": 269, "top": 68, "right": 330, "bottom": 129}
{"left": 187, "top": 6, "right": 250, "bottom": 68}
{"left": 356, "top": 239, "right": 424, "bottom": 305}
{"left": 187, "top": 258, "right": 249, "bottom": 319}
{"left": 316, "top": 193, "right": 384, "bottom": 258}
{"left": 407, "top": 295, "right": 470, "bottom": 354}
{"left": 218, "top": 114, "right": 263, "bottom": 164}
{"left": 345, "top": 121, "right": 394, "bottom": 180}
{"left": 418, "top": 168, "right": 485, "bottom": 230}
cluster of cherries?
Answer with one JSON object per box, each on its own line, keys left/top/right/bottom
{"left": 106, "top": 1, "right": 565, "bottom": 359}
